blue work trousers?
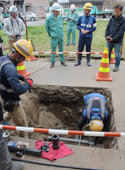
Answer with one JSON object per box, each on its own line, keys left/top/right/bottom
{"left": 107, "top": 41, "right": 122, "bottom": 67}
{"left": 78, "top": 37, "right": 92, "bottom": 53}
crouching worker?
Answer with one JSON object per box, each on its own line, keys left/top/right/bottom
{"left": 0, "top": 39, "right": 33, "bottom": 138}
{"left": 75, "top": 93, "right": 110, "bottom": 142}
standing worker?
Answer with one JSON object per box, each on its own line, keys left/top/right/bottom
{"left": 65, "top": 4, "right": 79, "bottom": 46}
{"left": 75, "top": 3, "right": 96, "bottom": 66}
{"left": 46, "top": 3, "right": 67, "bottom": 68}
{"left": 75, "top": 93, "right": 110, "bottom": 142}
{"left": 3, "top": 5, "right": 26, "bottom": 51}
{"left": 0, "top": 39, "right": 33, "bottom": 138}
{"left": 105, "top": 4, "right": 125, "bottom": 72}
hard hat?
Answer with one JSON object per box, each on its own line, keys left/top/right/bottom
{"left": 13, "top": 39, "right": 33, "bottom": 61}
{"left": 70, "top": 4, "right": 76, "bottom": 11}
{"left": 52, "top": 3, "right": 61, "bottom": 11}
{"left": 83, "top": 3, "right": 93, "bottom": 11}
{"left": 9, "top": 5, "right": 18, "bottom": 14}
{"left": 89, "top": 119, "right": 104, "bottom": 131}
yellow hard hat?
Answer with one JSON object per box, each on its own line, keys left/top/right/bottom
{"left": 13, "top": 39, "right": 33, "bottom": 61}
{"left": 89, "top": 119, "right": 104, "bottom": 131}
{"left": 83, "top": 3, "right": 93, "bottom": 10}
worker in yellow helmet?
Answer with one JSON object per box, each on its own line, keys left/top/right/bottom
{"left": 0, "top": 39, "right": 33, "bottom": 139}
{"left": 75, "top": 93, "right": 110, "bottom": 142}
{"left": 75, "top": 2, "right": 96, "bottom": 67}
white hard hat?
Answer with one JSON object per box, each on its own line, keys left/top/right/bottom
{"left": 52, "top": 3, "right": 61, "bottom": 11}
{"left": 9, "top": 5, "right": 18, "bottom": 14}
{"left": 70, "top": 4, "right": 76, "bottom": 11}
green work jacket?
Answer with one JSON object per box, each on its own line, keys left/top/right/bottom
{"left": 46, "top": 13, "right": 64, "bottom": 38}
{"left": 65, "top": 11, "right": 79, "bottom": 26}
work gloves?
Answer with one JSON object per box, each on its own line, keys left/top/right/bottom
{"left": 24, "top": 77, "right": 33, "bottom": 87}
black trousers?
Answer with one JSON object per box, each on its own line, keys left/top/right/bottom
{"left": 77, "top": 114, "right": 87, "bottom": 130}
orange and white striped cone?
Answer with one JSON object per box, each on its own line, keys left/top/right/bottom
{"left": 96, "top": 47, "right": 112, "bottom": 81}
{"left": 17, "top": 62, "right": 31, "bottom": 77}
{"left": 27, "top": 39, "right": 37, "bottom": 61}
{"left": 110, "top": 48, "right": 115, "bottom": 64}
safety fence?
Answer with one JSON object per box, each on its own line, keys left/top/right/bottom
{"left": 33, "top": 52, "right": 103, "bottom": 55}
{"left": 0, "top": 125, "right": 124, "bottom": 137}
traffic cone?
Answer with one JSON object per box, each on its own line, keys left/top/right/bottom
{"left": 110, "top": 48, "right": 115, "bottom": 64}
{"left": 96, "top": 47, "right": 112, "bottom": 81}
{"left": 16, "top": 62, "right": 31, "bottom": 77}
{"left": 27, "top": 39, "right": 37, "bottom": 61}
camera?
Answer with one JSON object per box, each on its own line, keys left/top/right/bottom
{"left": 15, "top": 34, "right": 20, "bottom": 40}
{"left": 4, "top": 99, "right": 15, "bottom": 112}
{"left": 106, "top": 34, "right": 112, "bottom": 41}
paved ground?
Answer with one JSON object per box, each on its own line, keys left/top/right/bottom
{"left": 27, "top": 20, "right": 45, "bottom": 26}
{"left": 11, "top": 58, "right": 125, "bottom": 170}
{"left": 26, "top": 18, "right": 109, "bottom": 27}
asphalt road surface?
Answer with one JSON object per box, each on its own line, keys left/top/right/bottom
{"left": 27, "top": 18, "right": 109, "bottom": 27}
{"left": 27, "top": 20, "right": 45, "bottom": 26}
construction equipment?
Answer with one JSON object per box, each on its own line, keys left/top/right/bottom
{"left": 8, "top": 141, "right": 42, "bottom": 157}
{"left": 1, "top": 125, "right": 125, "bottom": 138}
{"left": 96, "top": 47, "right": 113, "bottom": 81}
{"left": 48, "top": 136, "right": 94, "bottom": 146}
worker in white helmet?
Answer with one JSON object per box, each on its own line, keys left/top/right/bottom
{"left": 65, "top": 4, "right": 79, "bottom": 46}
{"left": 46, "top": 3, "right": 67, "bottom": 68}
{"left": 3, "top": 5, "right": 26, "bottom": 51}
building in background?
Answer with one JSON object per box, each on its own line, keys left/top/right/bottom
{"left": 25, "top": 0, "right": 49, "bottom": 18}
{"left": 54, "top": 0, "right": 107, "bottom": 7}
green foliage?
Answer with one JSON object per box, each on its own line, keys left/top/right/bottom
{"left": 50, "top": 0, "right": 54, "bottom": 6}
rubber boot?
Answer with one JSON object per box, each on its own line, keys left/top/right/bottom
{"left": 74, "top": 54, "right": 82, "bottom": 66}
{"left": 11, "top": 162, "right": 25, "bottom": 170}
{"left": 89, "top": 136, "right": 96, "bottom": 143}
{"left": 0, "top": 129, "right": 25, "bottom": 170}
{"left": 87, "top": 54, "right": 91, "bottom": 66}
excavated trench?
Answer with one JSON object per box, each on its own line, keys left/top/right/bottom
{"left": 18, "top": 85, "right": 118, "bottom": 149}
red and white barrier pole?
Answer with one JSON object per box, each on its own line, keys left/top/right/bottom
{"left": 33, "top": 52, "right": 103, "bottom": 55}
{"left": 0, "top": 125, "right": 125, "bottom": 137}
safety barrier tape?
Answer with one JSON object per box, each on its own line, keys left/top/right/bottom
{"left": 33, "top": 52, "right": 103, "bottom": 55}
{"left": 0, "top": 125, "right": 125, "bottom": 137}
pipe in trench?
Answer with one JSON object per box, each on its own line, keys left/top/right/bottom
{"left": 48, "top": 136, "right": 94, "bottom": 145}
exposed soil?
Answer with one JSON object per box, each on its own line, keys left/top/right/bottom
{"left": 10, "top": 85, "right": 118, "bottom": 149}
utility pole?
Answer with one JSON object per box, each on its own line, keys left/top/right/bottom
{"left": 110, "top": 0, "right": 113, "bottom": 9}
{"left": 47, "top": 0, "right": 50, "bottom": 11}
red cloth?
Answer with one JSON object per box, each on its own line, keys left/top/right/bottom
{"left": 35, "top": 140, "right": 74, "bottom": 162}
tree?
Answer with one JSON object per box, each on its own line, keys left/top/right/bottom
{"left": 50, "top": 0, "right": 54, "bottom": 6}
{"left": 103, "top": 0, "right": 118, "bottom": 9}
